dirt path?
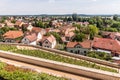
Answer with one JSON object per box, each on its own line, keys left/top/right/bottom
{"left": 0, "top": 57, "right": 93, "bottom": 80}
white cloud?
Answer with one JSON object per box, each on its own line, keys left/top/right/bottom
{"left": 92, "top": 0, "right": 97, "bottom": 1}
{"left": 49, "top": 0, "right": 55, "bottom": 3}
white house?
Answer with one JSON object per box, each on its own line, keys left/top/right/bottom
{"left": 21, "top": 33, "right": 37, "bottom": 45}
{"left": 38, "top": 35, "right": 56, "bottom": 48}
{"left": 66, "top": 40, "right": 92, "bottom": 55}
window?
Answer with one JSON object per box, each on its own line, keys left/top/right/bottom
{"left": 84, "top": 51, "right": 87, "bottom": 53}
{"left": 114, "top": 53, "right": 119, "bottom": 57}
{"left": 75, "top": 45, "right": 81, "bottom": 48}
{"left": 70, "top": 50, "right": 73, "bottom": 53}
{"left": 45, "top": 41, "right": 48, "bottom": 44}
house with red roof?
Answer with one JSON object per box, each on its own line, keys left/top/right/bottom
{"left": 60, "top": 25, "right": 76, "bottom": 43}
{"left": 5, "top": 21, "right": 15, "bottom": 28}
{"left": 92, "top": 37, "right": 120, "bottom": 58}
{"left": 3, "top": 30, "right": 23, "bottom": 43}
{"left": 76, "top": 22, "right": 89, "bottom": 27}
{"left": 21, "top": 33, "right": 37, "bottom": 45}
{"left": 15, "top": 20, "right": 25, "bottom": 28}
{"left": 66, "top": 40, "right": 92, "bottom": 55}
{"left": 101, "top": 31, "right": 120, "bottom": 41}
{"left": 38, "top": 35, "right": 56, "bottom": 48}
{"left": 27, "top": 24, "right": 46, "bottom": 35}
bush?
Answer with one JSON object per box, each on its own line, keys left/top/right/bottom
{"left": 0, "top": 62, "right": 68, "bottom": 80}
{"left": 87, "top": 51, "right": 112, "bottom": 61}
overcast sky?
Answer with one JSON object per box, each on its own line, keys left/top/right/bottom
{"left": 0, "top": 0, "right": 120, "bottom": 15}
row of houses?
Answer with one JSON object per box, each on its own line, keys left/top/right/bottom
{"left": 2, "top": 20, "right": 120, "bottom": 61}
{"left": 66, "top": 37, "right": 120, "bottom": 60}
{"left": 3, "top": 28, "right": 120, "bottom": 60}
{"left": 2, "top": 23, "right": 57, "bottom": 48}
{"left": 0, "top": 20, "right": 27, "bottom": 28}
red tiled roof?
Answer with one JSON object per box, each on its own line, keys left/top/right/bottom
{"left": 3, "top": 31, "right": 23, "bottom": 39}
{"left": 41, "top": 35, "right": 56, "bottom": 43}
{"left": 66, "top": 40, "right": 91, "bottom": 49}
{"left": 80, "top": 40, "right": 92, "bottom": 48}
{"left": 32, "top": 27, "right": 43, "bottom": 33}
{"left": 66, "top": 42, "right": 78, "bottom": 48}
{"left": 47, "top": 35, "right": 56, "bottom": 43}
{"left": 101, "top": 31, "right": 120, "bottom": 39}
{"left": 93, "top": 37, "right": 120, "bottom": 53}
{"left": 45, "top": 28, "right": 51, "bottom": 33}
{"left": 15, "top": 21, "right": 22, "bottom": 26}
{"left": 65, "top": 32, "right": 75, "bottom": 37}
{"left": 25, "top": 33, "right": 37, "bottom": 42}
{"left": 6, "top": 22, "right": 14, "bottom": 27}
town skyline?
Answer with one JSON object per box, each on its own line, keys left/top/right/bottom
{"left": 0, "top": 0, "right": 120, "bottom": 15}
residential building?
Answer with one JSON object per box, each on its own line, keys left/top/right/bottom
{"left": 101, "top": 31, "right": 120, "bottom": 41}
{"left": 61, "top": 31, "right": 75, "bottom": 43}
{"left": 92, "top": 37, "right": 120, "bottom": 58}
{"left": 0, "top": 23, "right": 5, "bottom": 28}
{"left": 5, "top": 22, "right": 15, "bottom": 28}
{"left": 66, "top": 40, "right": 92, "bottom": 55}
{"left": 21, "top": 33, "right": 37, "bottom": 45}
{"left": 27, "top": 24, "right": 46, "bottom": 35}
{"left": 15, "top": 20, "right": 25, "bottom": 28}
{"left": 3, "top": 31, "right": 23, "bottom": 43}
{"left": 38, "top": 35, "right": 56, "bottom": 48}
{"left": 60, "top": 25, "right": 76, "bottom": 43}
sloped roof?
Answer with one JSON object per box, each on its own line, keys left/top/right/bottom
{"left": 65, "top": 32, "right": 75, "bottom": 37}
{"left": 41, "top": 35, "right": 56, "bottom": 43}
{"left": 32, "top": 27, "right": 43, "bottom": 33}
{"left": 3, "top": 31, "right": 23, "bottom": 39}
{"left": 93, "top": 37, "right": 120, "bottom": 53}
{"left": 66, "top": 40, "right": 91, "bottom": 49}
{"left": 25, "top": 33, "right": 37, "bottom": 42}
{"left": 15, "top": 21, "right": 22, "bottom": 26}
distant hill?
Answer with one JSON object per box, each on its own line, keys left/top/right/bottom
{"left": 0, "top": 14, "right": 120, "bottom": 17}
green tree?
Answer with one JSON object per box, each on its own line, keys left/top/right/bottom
{"left": 34, "top": 21, "right": 45, "bottom": 28}
{"left": 22, "top": 26, "right": 27, "bottom": 33}
{"left": 67, "top": 17, "right": 73, "bottom": 21}
{"left": 103, "top": 27, "right": 118, "bottom": 32}
{"left": 89, "top": 25, "right": 99, "bottom": 40}
{"left": 113, "top": 15, "right": 118, "bottom": 21}
{"left": 96, "top": 17, "right": 103, "bottom": 28}
{"left": 0, "top": 16, "right": 7, "bottom": 23}
{"left": 11, "top": 20, "right": 16, "bottom": 23}
{"left": 73, "top": 33, "right": 85, "bottom": 42}
{"left": 72, "top": 13, "right": 78, "bottom": 21}
{"left": 111, "top": 22, "right": 120, "bottom": 29}
{"left": 46, "top": 32, "right": 61, "bottom": 43}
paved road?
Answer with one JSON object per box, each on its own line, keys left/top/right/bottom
{"left": 0, "top": 57, "right": 92, "bottom": 80}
